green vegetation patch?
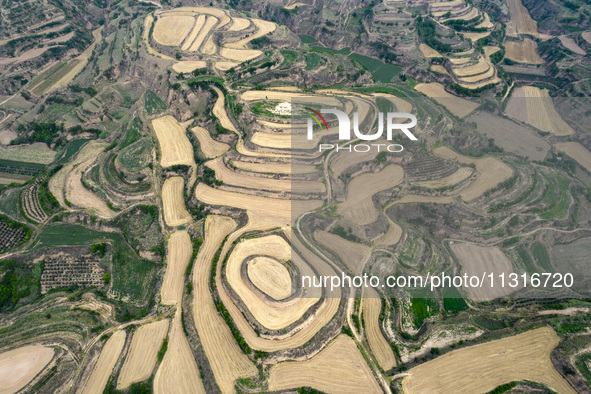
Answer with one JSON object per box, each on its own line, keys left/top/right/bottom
{"left": 531, "top": 242, "right": 553, "bottom": 272}
{"left": 305, "top": 52, "right": 322, "bottom": 70}
{"left": 144, "top": 90, "right": 167, "bottom": 115}
{"left": 33, "top": 224, "right": 158, "bottom": 303}
{"left": 310, "top": 46, "right": 351, "bottom": 55}
{"left": 117, "top": 138, "right": 152, "bottom": 173}
{"left": 410, "top": 295, "right": 439, "bottom": 329}
{"left": 349, "top": 53, "right": 402, "bottom": 82}
{"left": 280, "top": 50, "right": 298, "bottom": 66}
{"left": 442, "top": 286, "right": 468, "bottom": 313}
{"left": 103, "top": 154, "right": 152, "bottom": 194}
{"left": 298, "top": 34, "right": 318, "bottom": 43}
{"left": 0, "top": 259, "right": 43, "bottom": 310}
{"left": 540, "top": 172, "right": 571, "bottom": 220}
{"left": 120, "top": 118, "right": 143, "bottom": 149}
{"left": 56, "top": 139, "right": 91, "bottom": 166}
{"left": 576, "top": 353, "right": 591, "bottom": 385}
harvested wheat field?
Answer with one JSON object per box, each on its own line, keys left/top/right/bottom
{"left": 583, "top": 31, "right": 591, "bottom": 45}
{"left": 226, "top": 19, "right": 276, "bottom": 49}
{"left": 226, "top": 235, "right": 317, "bottom": 330}
{"left": 161, "top": 231, "right": 192, "bottom": 305}
{"left": 371, "top": 93, "right": 413, "bottom": 113}
{"left": 206, "top": 157, "right": 323, "bottom": 193}
{"left": 231, "top": 160, "right": 315, "bottom": 175}
{"left": 414, "top": 83, "right": 479, "bottom": 118}
{"left": 212, "top": 86, "right": 237, "bottom": 133}
{"left": 228, "top": 17, "right": 250, "bottom": 31}
{"left": 49, "top": 141, "right": 115, "bottom": 218}
{"left": 217, "top": 230, "right": 340, "bottom": 352}
{"left": 192, "top": 216, "right": 257, "bottom": 393}
{"left": 214, "top": 61, "right": 239, "bottom": 71}
{"left": 195, "top": 183, "right": 322, "bottom": 226}
{"left": 81, "top": 330, "right": 126, "bottom": 394}
{"left": 153, "top": 15, "right": 195, "bottom": 46}
{"left": 0, "top": 344, "right": 54, "bottom": 394}
{"left": 172, "top": 61, "right": 207, "bottom": 73}
{"left": 505, "top": 38, "right": 543, "bottom": 64}
{"left": 374, "top": 217, "right": 403, "bottom": 246}
{"left": 247, "top": 256, "right": 292, "bottom": 300}
{"left": 315, "top": 230, "right": 370, "bottom": 275}
{"left": 268, "top": 334, "right": 382, "bottom": 393}
{"left": 522, "top": 86, "right": 576, "bottom": 136}
{"left": 555, "top": 142, "right": 591, "bottom": 173}
{"left": 143, "top": 15, "right": 175, "bottom": 61}
{"left": 363, "top": 289, "right": 396, "bottom": 371}
{"left": 191, "top": 126, "right": 229, "bottom": 158}
{"left": 449, "top": 56, "right": 472, "bottom": 65}
{"left": 558, "top": 35, "right": 585, "bottom": 55}
{"left": 162, "top": 177, "right": 192, "bottom": 227}
{"left": 483, "top": 45, "right": 500, "bottom": 57}
{"left": 219, "top": 47, "right": 262, "bottom": 62}
{"left": 152, "top": 115, "right": 195, "bottom": 168}
{"left": 416, "top": 166, "right": 473, "bottom": 188}
{"left": 431, "top": 65, "right": 449, "bottom": 75}
{"left": 506, "top": 0, "right": 539, "bottom": 37}
{"left": 451, "top": 242, "right": 519, "bottom": 300}
{"left": 154, "top": 312, "right": 205, "bottom": 394}
{"left": 117, "top": 320, "right": 169, "bottom": 390}
{"left": 338, "top": 165, "right": 404, "bottom": 225}
{"left": 434, "top": 146, "right": 513, "bottom": 201}
{"left": 331, "top": 148, "right": 379, "bottom": 177}
{"left": 180, "top": 14, "right": 206, "bottom": 50}
{"left": 452, "top": 58, "right": 490, "bottom": 77}
{"left": 419, "top": 44, "right": 442, "bottom": 58}
{"left": 402, "top": 327, "right": 575, "bottom": 393}
{"left": 189, "top": 15, "right": 218, "bottom": 52}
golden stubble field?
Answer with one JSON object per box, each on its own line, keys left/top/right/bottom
{"left": 450, "top": 242, "right": 520, "bottom": 300}
{"left": 315, "top": 230, "right": 370, "bottom": 275}
{"left": 401, "top": 327, "right": 575, "bottom": 393}
{"left": 414, "top": 83, "right": 479, "bottom": 118}
{"left": 161, "top": 177, "right": 192, "bottom": 227}
{"left": 81, "top": 330, "right": 126, "bottom": 394}
{"left": 191, "top": 126, "right": 229, "bottom": 158}
{"left": 434, "top": 146, "right": 513, "bottom": 202}
{"left": 192, "top": 216, "right": 257, "bottom": 393}
{"left": 161, "top": 231, "right": 192, "bottom": 305}
{"left": 268, "top": 334, "right": 382, "bottom": 393}
{"left": 555, "top": 142, "right": 591, "bottom": 173}
{"left": 338, "top": 164, "right": 404, "bottom": 225}
{"left": 154, "top": 312, "right": 205, "bottom": 394}
{"left": 151, "top": 115, "right": 196, "bottom": 168}
{"left": 363, "top": 289, "right": 397, "bottom": 371}
{"left": 117, "top": 320, "right": 169, "bottom": 390}
{"left": 247, "top": 256, "right": 292, "bottom": 300}
{"left": 226, "top": 234, "right": 318, "bottom": 330}
{"left": 505, "top": 38, "right": 543, "bottom": 64}
{"left": 0, "top": 344, "right": 54, "bottom": 394}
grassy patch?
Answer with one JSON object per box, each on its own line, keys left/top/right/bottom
{"left": 0, "top": 259, "right": 43, "bottom": 310}
{"left": 349, "top": 53, "right": 401, "bottom": 82}
{"left": 298, "top": 34, "right": 318, "bottom": 44}
{"left": 117, "top": 138, "right": 152, "bottom": 173}
{"left": 540, "top": 172, "right": 571, "bottom": 220}
{"left": 120, "top": 117, "right": 143, "bottom": 149}
{"left": 103, "top": 154, "right": 151, "bottom": 193}
{"left": 410, "top": 296, "right": 439, "bottom": 329}
{"left": 56, "top": 139, "right": 91, "bottom": 166}
{"left": 33, "top": 223, "right": 158, "bottom": 303}
{"left": 442, "top": 286, "right": 468, "bottom": 313}
{"left": 280, "top": 50, "right": 298, "bottom": 66}
{"left": 531, "top": 242, "right": 553, "bottom": 272}
{"left": 515, "top": 246, "right": 536, "bottom": 274}
{"left": 310, "top": 46, "right": 351, "bottom": 55}
{"left": 144, "top": 90, "right": 167, "bottom": 115}
{"left": 305, "top": 52, "right": 322, "bottom": 70}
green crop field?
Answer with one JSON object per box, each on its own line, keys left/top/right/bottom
{"left": 120, "top": 117, "right": 143, "bottom": 149}
{"left": 299, "top": 34, "right": 318, "bottom": 43}
{"left": 531, "top": 242, "right": 553, "bottom": 272}
{"left": 144, "top": 90, "right": 167, "bottom": 115}
{"left": 117, "top": 138, "right": 152, "bottom": 173}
